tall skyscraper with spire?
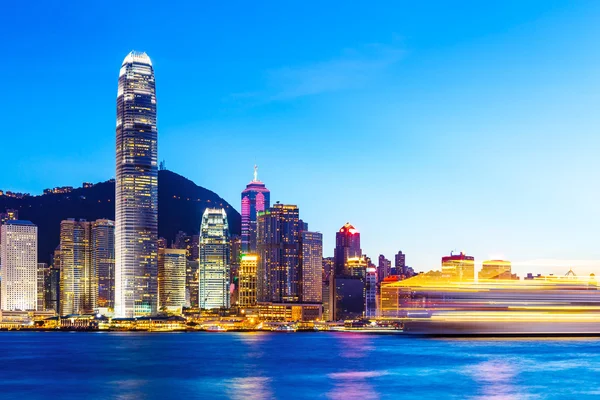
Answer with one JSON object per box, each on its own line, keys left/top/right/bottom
{"left": 115, "top": 51, "right": 158, "bottom": 317}
{"left": 241, "top": 166, "right": 270, "bottom": 253}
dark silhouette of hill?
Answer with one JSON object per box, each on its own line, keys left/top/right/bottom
{"left": 0, "top": 170, "right": 240, "bottom": 264}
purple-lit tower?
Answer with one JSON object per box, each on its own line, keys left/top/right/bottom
{"left": 241, "top": 166, "right": 270, "bottom": 253}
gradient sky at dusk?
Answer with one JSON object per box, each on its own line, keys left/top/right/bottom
{"left": 2, "top": 1, "right": 600, "bottom": 275}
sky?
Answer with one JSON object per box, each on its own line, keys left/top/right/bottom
{"left": 2, "top": 1, "right": 600, "bottom": 276}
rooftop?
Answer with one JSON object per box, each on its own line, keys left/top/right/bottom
{"left": 3, "top": 220, "right": 35, "bottom": 226}
{"left": 122, "top": 51, "right": 152, "bottom": 66}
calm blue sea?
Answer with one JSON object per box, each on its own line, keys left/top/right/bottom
{"left": 0, "top": 331, "right": 597, "bottom": 399}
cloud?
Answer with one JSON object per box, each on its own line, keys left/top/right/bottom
{"left": 231, "top": 43, "right": 403, "bottom": 103}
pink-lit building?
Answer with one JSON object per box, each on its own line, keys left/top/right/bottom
{"left": 241, "top": 166, "right": 270, "bottom": 253}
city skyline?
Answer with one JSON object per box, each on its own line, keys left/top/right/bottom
{"left": 1, "top": 4, "right": 599, "bottom": 398}
{"left": 3, "top": 2, "right": 600, "bottom": 276}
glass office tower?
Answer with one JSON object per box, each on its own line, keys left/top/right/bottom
{"left": 115, "top": 51, "right": 158, "bottom": 317}
{"left": 199, "top": 208, "right": 230, "bottom": 310}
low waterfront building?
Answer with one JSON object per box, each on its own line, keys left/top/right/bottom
{"left": 256, "top": 302, "right": 322, "bottom": 322}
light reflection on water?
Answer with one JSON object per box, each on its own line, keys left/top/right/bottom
{"left": 0, "top": 333, "right": 599, "bottom": 399}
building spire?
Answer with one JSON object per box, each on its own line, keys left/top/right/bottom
{"left": 253, "top": 164, "right": 258, "bottom": 182}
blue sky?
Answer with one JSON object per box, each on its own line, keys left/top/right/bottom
{"left": 2, "top": 1, "right": 600, "bottom": 275}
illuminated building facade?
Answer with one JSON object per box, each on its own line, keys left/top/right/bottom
{"left": 378, "top": 255, "right": 392, "bottom": 282}
{"left": 92, "top": 219, "right": 115, "bottom": 310}
{"left": 186, "top": 260, "right": 199, "bottom": 308}
{"left": 115, "top": 51, "right": 158, "bottom": 318}
{"left": 241, "top": 166, "right": 270, "bottom": 253}
{"left": 37, "top": 263, "right": 50, "bottom": 311}
{"left": 1, "top": 221, "right": 37, "bottom": 311}
{"left": 344, "top": 256, "right": 368, "bottom": 277}
{"left": 238, "top": 254, "right": 258, "bottom": 307}
{"left": 334, "top": 223, "right": 361, "bottom": 276}
{"left": 257, "top": 303, "right": 322, "bottom": 322}
{"left": 322, "top": 257, "right": 335, "bottom": 321}
{"left": 257, "top": 203, "right": 300, "bottom": 303}
{"left": 59, "top": 219, "right": 95, "bottom": 315}
{"left": 158, "top": 248, "right": 187, "bottom": 313}
{"left": 300, "top": 231, "right": 323, "bottom": 303}
{"left": 335, "top": 256, "right": 370, "bottom": 320}
{"left": 365, "top": 267, "right": 377, "bottom": 317}
{"left": 199, "top": 208, "right": 230, "bottom": 310}
{"left": 229, "top": 235, "right": 242, "bottom": 306}
{"left": 441, "top": 251, "right": 475, "bottom": 281}
{"left": 479, "top": 260, "right": 517, "bottom": 280}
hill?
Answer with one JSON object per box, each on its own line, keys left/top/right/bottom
{"left": 0, "top": 170, "right": 241, "bottom": 264}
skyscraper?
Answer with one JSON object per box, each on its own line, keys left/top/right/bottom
{"left": 59, "top": 219, "right": 95, "bottom": 315}
{"left": 185, "top": 260, "right": 200, "bottom": 308}
{"left": 241, "top": 166, "right": 270, "bottom": 253}
{"left": 300, "top": 231, "right": 323, "bottom": 303}
{"left": 199, "top": 208, "right": 230, "bottom": 310}
{"left": 229, "top": 235, "right": 242, "bottom": 306}
{"left": 158, "top": 248, "right": 187, "bottom": 313}
{"left": 365, "top": 266, "right": 377, "bottom": 317}
{"left": 115, "top": 51, "right": 158, "bottom": 317}
{"left": 378, "top": 255, "right": 392, "bottom": 282}
{"left": 334, "top": 223, "right": 361, "bottom": 276}
{"left": 238, "top": 254, "right": 258, "bottom": 308}
{"left": 1, "top": 221, "right": 37, "bottom": 311}
{"left": 37, "top": 263, "right": 50, "bottom": 311}
{"left": 92, "top": 219, "right": 115, "bottom": 310}
{"left": 322, "top": 257, "right": 335, "bottom": 321}
{"left": 257, "top": 203, "right": 300, "bottom": 303}
{"left": 394, "top": 251, "right": 406, "bottom": 275}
